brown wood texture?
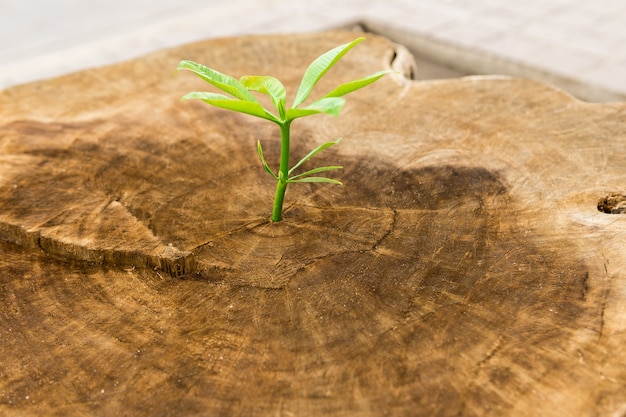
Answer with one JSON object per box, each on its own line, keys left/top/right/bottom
{"left": 1, "top": 31, "right": 626, "bottom": 417}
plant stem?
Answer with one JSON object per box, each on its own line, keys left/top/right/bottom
{"left": 271, "top": 121, "right": 292, "bottom": 222}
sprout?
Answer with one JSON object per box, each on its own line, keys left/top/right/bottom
{"left": 177, "top": 37, "right": 391, "bottom": 222}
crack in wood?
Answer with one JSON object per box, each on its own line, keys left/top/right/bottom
{"left": 477, "top": 335, "right": 505, "bottom": 368}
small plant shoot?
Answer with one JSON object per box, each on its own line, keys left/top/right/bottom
{"left": 177, "top": 37, "right": 391, "bottom": 222}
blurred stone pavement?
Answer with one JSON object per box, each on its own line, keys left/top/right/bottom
{"left": 1, "top": 0, "right": 625, "bottom": 101}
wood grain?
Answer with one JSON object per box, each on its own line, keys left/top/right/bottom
{"left": 1, "top": 31, "right": 625, "bottom": 416}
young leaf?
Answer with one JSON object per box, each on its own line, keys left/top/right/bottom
{"left": 322, "top": 70, "right": 393, "bottom": 98}
{"left": 240, "top": 76, "right": 287, "bottom": 119}
{"left": 182, "top": 92, "right": 279, "bottom": 122}
{"left": 257, "top": 140, "right": 278, "bottom": 179}
{"left": 288, "top": 177, "right": 343, "bottom": 185}
{"left": 289, "top": 165, "right": 343, "bottom": 181}
{"left": 289, "top": 139, "right": 342, "bottom": 175}
{"left": 286, "top": 97, "right": 346, "bottom": 120}
{"left": 292, "top": 37, "right": 365, "bottom": 108}
{"left": 177, "top": 60, "right": 258, "bottom": 103}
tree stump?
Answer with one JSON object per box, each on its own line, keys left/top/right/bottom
{"left": 1, "top": 31, "right": 625, "bottom": 417}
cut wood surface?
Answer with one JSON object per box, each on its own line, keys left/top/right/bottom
{"left": 1, "top": 31, "right": 626, "bottom": 416}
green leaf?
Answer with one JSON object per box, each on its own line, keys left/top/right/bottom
{"left": 289, "top": 165, "right": 343, "bottom": 181}
{"left": 292, "top": 37, "right": 365, "bottom": 108}
{"left": 288, "top": 176, "right": 343, "bottom": 185}
{"left": 286, "top": 97, "right": 346, "bottom": 120}
{"left": 177, "top": 60, "right": 258, "bottom": 103}
{"left": 257, "top": 140, "right": 278, "bottom": 179}
{"left": 323, "top": 70, "right": 393, "bottom": 98}
{"left": 240, "top": 76, "right": 287, "bottom": 119}
{"left": 289, "top": 139, "right": 341, "bottom": 175}
{"left": 182, "top": 92, "right": 279, "bottom": 122}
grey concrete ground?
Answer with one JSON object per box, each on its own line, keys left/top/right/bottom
{"left": 1, "top": 0, "right": 625, "bottom": 101}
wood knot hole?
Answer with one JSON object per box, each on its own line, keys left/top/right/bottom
{"left": 597, "top": 193, "right": 626, "bottom": 214}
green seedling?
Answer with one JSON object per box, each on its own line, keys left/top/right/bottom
{"left": 177, "top": 37, "right": 391, "bottom": 222}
